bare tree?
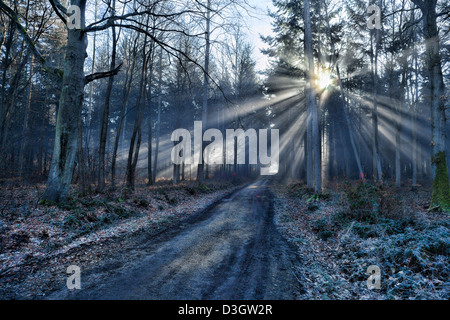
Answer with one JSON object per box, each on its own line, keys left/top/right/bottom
{"left": 98, "top": 0, "right": 119, "bottom": 192}
{"left": 304, "top": 0, "right": 321, "bottom": 193}
{"left": 411, "top": 0, "right": 449, "bottom": 209}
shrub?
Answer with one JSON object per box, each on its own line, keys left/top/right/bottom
{"left": 197, "top": 183, "right": 212, "bottom": 194}
{"left": 307, "top": 204, "right": 319, "bottom": 212}
{"left": 111, "top": 205, "right": 130, "bottom": 219}
{"left": 312, "top": 217, "right": 336, "bottom": 241}
{"left": 383, "top": 217, "right": 418, "bottom": 235}
{"left": 341, "top": 181, "right": 403, "bottom": 223}
{"left": 352, "top": 222, "right": 380, "bottom": 239}
{"left": 287, "top": 182, "right": 314, "bottom": 198}
{"left": 133, "top": 197, "right": 149, "bottom": 208}
{"left": 63, "top": 209, "right": 99, "bottom": 230}
{"left": 186, "top": 187, "right": 197, "bottom": 196}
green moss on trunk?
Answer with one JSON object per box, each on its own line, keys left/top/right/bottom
{"left": 431, "top": 152, "right": 450, "bottom": 211}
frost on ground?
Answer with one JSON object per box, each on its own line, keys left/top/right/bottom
{"left": 0, "top": 180, "right": 245, "bottom": 299}
{"left": 1, "top": 178, "right": 448, "bottom": 300}
{"left": 272, "top": 181, "right": 449, "bottom": 300}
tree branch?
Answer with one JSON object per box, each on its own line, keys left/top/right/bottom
{"left": 383, "top": 6, "right": 420, "bottom": 18}
{"left": 84, "top": 9, "right": 203, "bottom": 32}
{"left": 410, "top": 0, "right": 425, "bottom": 11}
{"left": 48, "top": 0, "right": 67, "bottom": 25}
{"left": 49, "top": 0, "right": 68, "bottom": 15}
{"left": 85, "top": 62, "right": 123, "bottom": 84}
{"left": 0, "top": 0, "right": 63, "bottom": 79}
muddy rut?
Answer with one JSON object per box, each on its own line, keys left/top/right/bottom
{"left": 47, "top": 180, "right": 301, "bottom": 300}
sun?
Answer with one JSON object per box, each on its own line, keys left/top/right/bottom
{"left": 316, "top": 68, "right": 334, "bottom": 91}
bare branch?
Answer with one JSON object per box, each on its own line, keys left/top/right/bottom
{"left": 383, "top": 6, "right": 420, "bottom": 18}
{"left": 0, "top": 0, "right": 63, "bottom": 79}
{"left": 84, "top": 8, "right": 203, "bottom": 32}
{"left": 85, "top": 62, "right": 123, "bottom": 84}
{"left": 48, "top": 0, "right": 67, "bottom": 25}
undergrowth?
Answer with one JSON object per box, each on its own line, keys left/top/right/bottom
{"left": 283, "top": 180, "right": 449, "bottom": 299}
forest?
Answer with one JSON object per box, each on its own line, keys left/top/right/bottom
{"left": 0, "top": 0, "right": 449, "bottom": 301}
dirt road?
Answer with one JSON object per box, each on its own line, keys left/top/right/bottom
{"left": 47, "top": 181, "right": 302, "bottom": 300}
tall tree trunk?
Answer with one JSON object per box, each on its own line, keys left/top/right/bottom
{"left": 111, "top": 37, "right": 138, "bottom": 188}
{"left": 98, "top": 1, "right": 117, "bottom": 192}
{"left": 412, "top": 43, "right": 419, "bottom": 186}
{"left": 153, "top": 48, "right": 163, "bottom": 184}
{"left": 126, "top": 24, "right": 153, "bottom": 189}
{"left": 411, "top": 0, "right": 449, "bottom": 209}
{"left": 395, "top": 0, "right": 409, "bottom": 188}
{"left": 85, "top": 0, "right": 98, "bottom": 179}
{"left": 44, "top": 0, "right": 88, "bottom": 202}
{"left": 126, "top": 69, "right": 146, "bottom": 189}
{"left": 323, "top": 0, "right": 363, "bottom": 179}
{"left": 147, "top": 77, "right": 153, "bottom": 186}
{"left": 19, "top": 55, "right": 34, "bottom": 178}
{"left": 0, "top": 21, "right": 15, "bottom": 168}
{"left": 304, "top": 0, "right": 321, "bottom": 193}
{"left": 38, "top": 86, "right": 49, "bottom": 178}
{"left": 371, "top": 9, "right": 382, "bottom": 182}
{"left": 77, "top": 110, "right": 89, "bottom": 195}
{"left": 197, "top": 0, "right": 211, "bottom": 183}
{"left": 306, "top": 98, "right": 313, "bottom": 188}
{"left": 396, "top": 65, "right": 408, "bottom": 188}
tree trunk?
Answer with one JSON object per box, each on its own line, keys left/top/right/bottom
{"left": 197, "top": 0, "right": 211, "bottom": 183}
{"left": 0, "top": 21, "right": 15, "bottom": 169}
{"left": 19, "top": 55, "right": 34, "bottom": 178}
{"left": 411, "top": 18, "right": 419, "bottom": 187}
{"left": 44, "top": 0, "right": 88, "bottom": 202}
{"left": 126, "top": 25, "right": 153, "bottom": 189}
{"left": 306, "top": 98, "right": 313, "bottom": 188}
{"left": 147, "top": 80, "right": 153, "bottom": 186}
{"left": 304, "top": 0, "right": 321, "bottom": 193}
{"left": 77, "top": 110, "right": 90, "bottom": 195}
{"left": 323, "top": 0, "right": 363, "bottom": 179}
{"left": 98, "top": 1, "right": 117, "bottom": 192}
{"left": 153, "top": 48, "right": 163, "bottom": 184}
{"left": 411, "top": 0, "right": 449, "bottom": 209}
{"left": 371, "top": 11, "right": 382, "bottom": 182}
{"left": 111, "top": 37, "right": 138, "bottom": 188}
{"left": 85, "top": 0, "right": 98, "bottom": 183}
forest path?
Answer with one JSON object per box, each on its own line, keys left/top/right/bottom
{"left": 47, "top": 180, "right": 301, "bottom": 300}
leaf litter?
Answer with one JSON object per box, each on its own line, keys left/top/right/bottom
{"left": 0, "top": 180, "right": 245, "bottom": 299}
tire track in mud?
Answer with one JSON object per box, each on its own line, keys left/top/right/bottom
{"left": 47, "top": 180, "right": 302, "bottom": 300}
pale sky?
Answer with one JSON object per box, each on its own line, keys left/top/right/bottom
{"left": 84, "top": 0, "right": 276, "bottom": 76}
{"left": 244, "top": 0, "right": 276, "bottom": 73}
